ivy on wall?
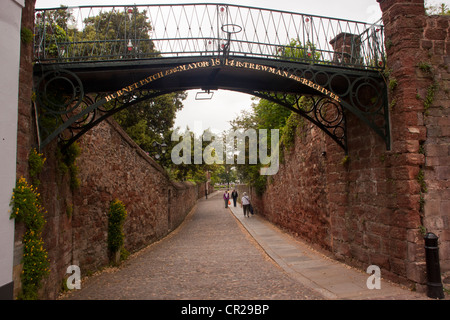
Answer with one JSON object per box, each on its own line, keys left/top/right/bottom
{"left": 107, "top": 199, "right": 128, "bottom": 261}
{"left": 57, "top": 142, "right": 81, "bottom": 190}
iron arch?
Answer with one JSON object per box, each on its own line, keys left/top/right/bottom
{"left": 34, "top": 55, "right": 389, "bottom": 153}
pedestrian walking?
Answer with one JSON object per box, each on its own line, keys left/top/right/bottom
{"left": 223, "top": 190, "right": 230, "bottom": 208}
{"left": 241, "top": 192, "right": 251, "bottom": 217}
{"left": 231, "top": 189, "right": 238, "bottom": 207}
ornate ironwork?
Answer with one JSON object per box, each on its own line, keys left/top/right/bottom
{"left": 250, "top": 91, "right": 347, "bottom": 151}
{"left": 34, "top": 4, "right": 385, "bottom": 70}
{"left": 33, "top": 4, "right": 389, "bottom": 154}
{"left": 37, "top": 85, "right": 173, "bottom": 151}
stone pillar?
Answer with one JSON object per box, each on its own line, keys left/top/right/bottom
{"left": 376, "top": 0, "right": 449, "bottom": 290}
{"left": 329, "top": 32, "right": 362, "bottom": 66}
{"left": 0, "top": 0, "right": 25, "bottom": 300}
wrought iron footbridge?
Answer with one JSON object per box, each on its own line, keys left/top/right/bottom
{"left": 33, "top": 3, "right": 389, "bottom": 152}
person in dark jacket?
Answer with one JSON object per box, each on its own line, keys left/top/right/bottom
{"left": 231, "top": 189, "right": 238, "bottom": 207}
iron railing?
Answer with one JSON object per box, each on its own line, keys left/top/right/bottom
{"left": 34, "top": 3, "right": 385, "bottom": 70}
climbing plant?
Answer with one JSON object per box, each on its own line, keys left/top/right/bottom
{"left": 107, "top": 199, "right": 127, "bottom": 256}
{"left": 57, "top": 142, "right": 81, "bottom": 190}
{"left": 28, "top": 148, "right": 46, "bottom": 187}
{"left": 10, "top": 177, "right": 50, "bottom": 300}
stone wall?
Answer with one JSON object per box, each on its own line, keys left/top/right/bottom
{"left": 18, "top": 117, "right": 202, "bottom": 299}
{"left": 254, "top": 121, "right": 332, "bottom": 251}
{"left": 420, "top": 12, "right": 450, "bottom": 280}
{"left": 13, "top": 0, "right": 448, "bottom": 299}
{"left": 252, "top": 0, "right": 450, "bottom": 290}
{"left": 14, "top": 0, "right": 203, "bottom": 296}
{"left": 13, "top": 0, "right": 37, "bottom": 298}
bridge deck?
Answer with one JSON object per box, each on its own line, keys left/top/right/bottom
{"left": 34, "top": 4, "right": 385, "bottom": 71}
{"left": 34, "top": 55, "right": 372, "bottom": 95}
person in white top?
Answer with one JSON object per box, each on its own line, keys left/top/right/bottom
{"left": 241, "top": 192, "right": 251, "bottom": 217}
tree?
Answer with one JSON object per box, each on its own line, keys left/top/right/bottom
{"left": 282, "top": 39, "right": 320, "bottom": 61}
{"left": 113, "top": 92, "right": 187, "bottom": 153}
{"left": 211, "top": 164, "right": 237, "bottom": 188}
{"left": 228, "top": 39, "right": 320, "bottom": 195}
{"left": 72, "top": 8, "right": 187, "bottom": 169}
{"left": 426, "top": 2, "right": 450, "bottom": 15}
{"left": 35, "top": 6, "right": 73, "bottom": 59}
{"left": 80, "top": 7, "right": 156, "bottom": 59}
{"left": 36, "top": 7, "right": 188, "bottom": 173}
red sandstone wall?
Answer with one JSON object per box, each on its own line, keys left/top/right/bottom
{"left": 15, "top": 0, "right": 448, "bottom": 299}
{"left": 34, "top": 118, "right": 201, "bottom": 299}
{"left": 254, "top": 0, "right": 449, "bottom": 290}
{"left": 16, "top": 0, "right": 35, "bottom": 181}
{"left": 256, "top": 122, "right": 332, "bottom": 252}
{"left": 70, "top": 119, "right": 198, "bottom": 270}
{"left": 420, "top": 14, "right": 450, "bottom": 275}
{"left": 14, "top": 0, "right": 37, "bottom": 297}
{"left": 15, "top": 0, "right": 201, "bottom": 298}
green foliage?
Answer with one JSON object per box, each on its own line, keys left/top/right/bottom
{"left": 280, "top": 39, "right": 321, "bottom": 62}
{"left": 417, "top": 169, "right": 428, "bottom": 193}
{"left": 229, "top": 90, "right": 318, "bottom": 193}
{"left": 419, "top": 225, "right": 427, "bottom": 236}
{"left": 280, "top": 112, "right": 303, "bottom": 151}
{"left": 229, "top": 94, "right": 293, "bottom": 192}
{"left": 20, "top": 230, "right": 50, "bottom": 300}
{"left": 211, "top": 164, "right": 237, "bottom": 187}
{"left": 107, "top": 199, "right": 127, "bottom": 254}
{"left": 418, "top": 61, "right": 432, "bottom": 74}
{"left": 28, "top": 149, "right": 46, "bottom": 187}
{"left": 114, "top": 92, "right": 186, "bottom": 156}
{"left": 46, "top": 24, "right": 70, "bottom": 57}
{"left": 425, "top": 2, "right": 450, "bottom": 15}
{"left": 250, "top": 169, "right": 268, "bottom": 196}
{"left": 21, "top": 27, "right": 33, "bottom": 44}
{"left": 10, "top": 177, "right": 50, "bottom": 300}
{"left": 424, "top": 81, "right": 439, "bottom": 113}
{"left": 341, "top": 155, "right": 350, "bottom": 166}
{"left": 36, "top": 7, "right": 73, "bottom": 58}
{"left": 388, "top": 78, "right": 398, "bottom": 91}
{"left": 59, "top": 142, "right": 81, "bottom": 190}
{"left": 167, "top": 128, "right": 207, "bottom": 181}
{"left": 10, "top": 177, "right": 46, "bottom": 230}
{"left": 81, "top": 8, "right": 156, "bottom": 58}
{"left": 252, "top": 97, "right": 292, "bottom": 131}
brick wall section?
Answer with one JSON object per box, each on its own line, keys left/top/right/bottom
{"left": 258, "top": 122, "right": 332, "bottom": 251}
{"left": 420, "top": 15, "right": 450, "bottom": 274}
{"left": 14, "top": 0, "right": 448, "bottom": 298}
{"left": 379, "top": 0, "right": 450, "bottom": 287}
{"left": 34, "top": 118, "right": 202, "bottom": 299}
{"left": 16, "top": 0, "right": 36, "bottom": 181}
{"left": 15, "top": 0, "right": 202, "bottom": 298}
{"left": 13, "top": 0, "right": 36, "bottom": 297}
{"left": 253, "top": 0, "right": 449, "bottom": 290}
{"left": 70, "top": 118, "right": 199, "bottom": 270}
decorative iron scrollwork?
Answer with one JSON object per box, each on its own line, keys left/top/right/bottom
{"left": 34, "top": 68, "right": 174, "bottom": 151}
{"left": 250, "top": 91, "right": 347, "bottom": 151}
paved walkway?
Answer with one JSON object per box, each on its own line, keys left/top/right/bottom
{"left": 61, "top": 192, "right": 324, "bottom": 300}
{"left": 228, "top": 199, "right": 431, "bottom": 300}
{"left": 61, "top": 191, "right": 440, "bottom": 301}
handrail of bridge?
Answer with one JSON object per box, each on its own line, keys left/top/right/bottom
{"left": 33, "top": 3, "right": 385, "bottom": 71}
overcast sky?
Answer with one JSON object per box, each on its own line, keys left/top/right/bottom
{"left": 34, "top": 0, "right": 445, "bottom": 135}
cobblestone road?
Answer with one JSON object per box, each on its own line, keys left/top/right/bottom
{"left": 61, "top": 192, "right": 324, "bottom": 300}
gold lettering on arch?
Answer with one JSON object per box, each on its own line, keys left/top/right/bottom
{"left": 104, "top": 58, "right": 341, "bottom": 103}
